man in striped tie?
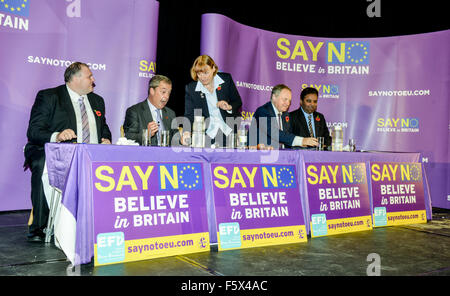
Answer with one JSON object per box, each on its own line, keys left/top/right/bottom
{"left": 290, "top": 87, "right": 331, "bottom": 149}
{"left": 24, "top": 62, "right": 112, "bottom": 242}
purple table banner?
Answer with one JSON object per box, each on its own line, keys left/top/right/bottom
{"left": 92, "top": 161, "right": 209, "bottom": 266}
{"left": 211, "top": 163, "right": 307, "bottom": 250}
{"left": 305, "top": 162, "right": 372, "bottom": 237}
{"left": 370, "top": 162, "right": 426, "bottom": 227}
{"left": 45, "top": 144, "right": 432, "bottom": 265}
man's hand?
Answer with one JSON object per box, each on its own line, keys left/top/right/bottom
{"left": 302, "top": 137, "right": 318, "bottom": 147}
{"left": 101, "top": 138, "right": 111, "bottom": 144}
{"left": 56, "top": 129, "right": 77, "bottom": 142}
{"left": 148, "top": 121, "right": 159, "bottom": 137}
{"left": 181, "top": 131, "right": 191, "bottom": 146}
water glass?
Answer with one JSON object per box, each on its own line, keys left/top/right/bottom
{"left": 316, "top": 137, "right": 325, "bottom": 151}
{"left": 237, "top": 128, "right": 248, "bottom": 149}
{"left": 142, "top": 129, "right": 149, "bottom": 146}
{"left": 160, "top": 130, "right": 170, "bottom": 147}
{"left": 226, "top": 133, "right": 236, "bottom": 149}
{"left": 349, "top": 138, "right": 356, "bottom": 152}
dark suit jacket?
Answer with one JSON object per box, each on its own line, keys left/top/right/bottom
{"left": 290, "top": 108, "right": 332, "bottom": 147}
{"left": 251, "top": 101, "right": 295, "bottom": 148}
{"left": 123, "top": 99, "right": 176, "bottom": 146}
{"left": 24, "top": 84, "right": 111, "bottom": 166}
{"left": 184, "top": 72, "right": 242, "bottom": 129}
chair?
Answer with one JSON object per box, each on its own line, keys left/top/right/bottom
{"left": 45, "top": 187, "right": 62, "bottom": 243}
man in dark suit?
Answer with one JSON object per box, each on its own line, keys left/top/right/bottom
{"left": 24, "top": 62, "right": 112, "bottom": 242}
{"left": 251, "top": 84, "right": 318, "bottom": 149}
{"left": 123, "top": 75, "right": 177, "bottom": 146}
{"left": 290, "top": 87, "right": 331, "bottom": 148}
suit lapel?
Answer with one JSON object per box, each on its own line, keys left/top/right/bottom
{"left": 215, "top": 77, "right": 225, "bottom": 102}
{"left": 87, "top": 93, "right": 102, "bottom": 139}
{"left": 313, "top": 112, "right": 321, "bottom": 135}
{"left": 161, "top": 108, "right": 171, "bottom": 130}
{"left": 281, "top": 112, "right": 290, "bottom": 131}
{"left": 299, "top": 112, "right": 308, "bottom": 132}
{"left": 142, "top": 100, "right": 160, "bottom": 145}
{"left": 58, "top": 85, "right": 77, "bottom": 131}
{"left": 264, "top": 102, "right": 275, "bottom": 117}
{"left": 141, "top": 99, "right": 153, "bottom": 126}
{"left": 196, "top": 90, "right": 210, "bottom": 118}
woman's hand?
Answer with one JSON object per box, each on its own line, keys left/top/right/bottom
{"left": 217, "top": 100, "right": 232, "bottom": 111}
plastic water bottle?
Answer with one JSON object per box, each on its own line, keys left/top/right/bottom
{"left": 192, "top": 116, "right": 205, "bottom": 148}
{"left": 332, "top": 125, "right": 343, "bottom": 151}
{"left": 237, "top": 125, "right": 248, "bottom": 149}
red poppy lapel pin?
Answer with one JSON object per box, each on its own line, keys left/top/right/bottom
{"left": 217, "top": 85, "right": 222, "bottom": 91}
{"left": 315, "top": 115, "right": 320, "bottom": 121}
{"left": 95, "top": 110, "right": 102, "bottom": 117}
{"left": 285, "top": 116, "right": 290, "bottom": 122}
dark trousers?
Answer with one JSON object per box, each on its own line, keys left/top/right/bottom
{"left": 29, "top": 153, "right": 49, "bottom": 234}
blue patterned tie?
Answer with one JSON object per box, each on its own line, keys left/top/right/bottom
{"left": 78, "top": 97, "right": 90, "bottom": 143}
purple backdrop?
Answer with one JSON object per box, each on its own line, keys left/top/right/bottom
{"left": 0, "top": 0, "right": 159, "bottom": 211}
{"left": 200, "top": 14, "right": 449, "bottom": 209}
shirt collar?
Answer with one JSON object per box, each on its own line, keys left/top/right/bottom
{"left": 300, "top": 106, "right": 313, "bottom": 119}
{"left": 66, "top": 84, "right": 86, "bottom": 102}
{"left": 146, "top": 99, "right": 159, "bottom": 112}
{"left": 271, "top": 101, "right": 282, "bottom": 116}
{"left": 195, "top": 73, "right": 224, "bottom": 93}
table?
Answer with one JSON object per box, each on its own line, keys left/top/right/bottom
{"left": 45, "top": 143, "right": 432, "bottom": 265}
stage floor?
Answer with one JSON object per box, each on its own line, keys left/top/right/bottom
{"left": 0, "top": 209, "right": 449, "bottom": 276}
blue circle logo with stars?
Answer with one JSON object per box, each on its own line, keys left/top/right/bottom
{"left": 262, "top": 165, "right": 297, "bottom": 189}
{"left": 277, "top": 166, "right": 295, "bottom": 188}
{"left": 409, "top": 164, "right": 421, "bottom": 182}
{"left": 351, "top": 164, "right": 366, "bottom": 184}
{"left": 179, "top": 165, "right": 201, "bottom": 189}
{"left": 346, "top": 42, "right": 370, "bottom": 65}
{"left": 0, "top": 0, "right": 30, "bottom": 17}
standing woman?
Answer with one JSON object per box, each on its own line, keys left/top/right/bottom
{"left": 184, "top": 55, "right": 242, "bottom": 146}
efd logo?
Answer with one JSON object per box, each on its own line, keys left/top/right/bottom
{"left": 0, "top": 0, "right": 30, "bottom": 17}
